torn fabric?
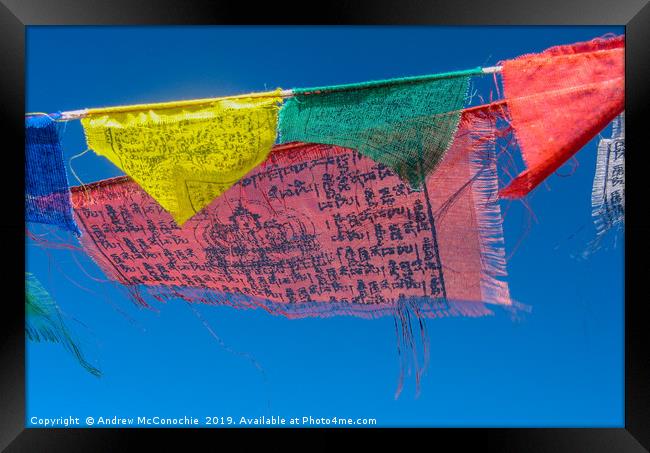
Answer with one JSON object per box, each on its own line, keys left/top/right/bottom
{"left": 592, "top": 112, "right": 625, "bottom": 238}
{"left": 81, "top": 92, "right": 283, "bottom": 225}
{"left": 499, "top": 35, "right": 624, "bottom": 198}
{"left": 26, "top": 272, "right": 101, "bottom": 376}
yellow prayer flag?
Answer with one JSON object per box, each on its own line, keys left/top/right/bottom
{"left": 81, "top": 91, "right": 283, "bottom": 225}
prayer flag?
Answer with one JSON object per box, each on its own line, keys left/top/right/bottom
{"left": 25, "top": 115, "right": 80, "bottom": 235}
{"left": 71, "top": 107, "right": 510, "bottom": 318}
{"left": 26, "top": 272, "right": 101, "bottom": 376}
{"left": 592, "top": 113, "right": 625, "bottom": 239}
{"left": 499, "top": 35, "right": 624, "bottom": 198}
{"left": 81, "top": 92, "right": 283, "bottom": 225}
{"left": 278, "top": 70, "right": 479, "bottom": 188}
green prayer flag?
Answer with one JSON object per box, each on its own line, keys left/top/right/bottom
{"left": 278, "top": 69, "right": 480, "bottom": 187}
{"left": 26, "top": 273, "right": 101, "bottom": 377}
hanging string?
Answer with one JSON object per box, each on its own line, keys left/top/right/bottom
{"left": 26, "top": 66, "right": 502, "bottom": 122}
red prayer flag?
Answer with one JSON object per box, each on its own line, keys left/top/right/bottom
{"left": 499, "top": 35, "right": 625, "bottom": 198}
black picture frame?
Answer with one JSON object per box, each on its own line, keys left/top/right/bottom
{"left": 2, "top": 1, "right": 648, "bottom": 450}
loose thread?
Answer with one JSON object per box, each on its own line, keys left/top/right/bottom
{"left": 69, "top": 148, "right": 92, "bottom": 202}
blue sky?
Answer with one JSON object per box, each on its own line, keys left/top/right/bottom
{"left": 26, "top": 26, "right": 624, "bottom": 427}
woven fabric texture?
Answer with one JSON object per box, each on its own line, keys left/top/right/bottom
{"left": 278, "top": 70, "right": 479, "bottom": 188}
{"left": 25, "top": 115, "right": 80, "bottom": 235}
{"left": 70, "top": 106, "right": 510, "bottom": 319}
{"left": 499, "top": 35, "right": 625, "bottom": 198}
{"left": 81, "top": 92, "right": 283, "bottom": 225}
